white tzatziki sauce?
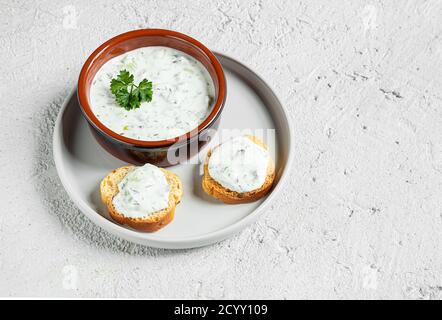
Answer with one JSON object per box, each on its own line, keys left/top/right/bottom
{"left": 90, "top": 46, "right": 215, "bottom": 141}
{"left": 208, "top": 136, "right": 270, "bottom": 193}
{"left": 112, "top": 164, "right": 170, "bottom": 218}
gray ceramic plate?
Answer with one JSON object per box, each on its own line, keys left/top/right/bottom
{"left": 53, "top": 53, "right": 294, "bottom": 249}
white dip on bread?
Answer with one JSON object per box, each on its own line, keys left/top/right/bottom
{"left": 112, "top": 163, "right": 170, "bottom": 218}
{"left": 90, "top": 46, "right": 215, "bottom": 141}
{"left": 208, "top": 136, "right": 270, "bottom": 193}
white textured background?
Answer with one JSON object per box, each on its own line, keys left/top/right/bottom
{"left": 1, "top": 0, "right": 442, "bottom": 299}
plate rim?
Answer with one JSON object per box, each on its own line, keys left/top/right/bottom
{"left": 52, "top": 52, "right": 294, "bottom": 249}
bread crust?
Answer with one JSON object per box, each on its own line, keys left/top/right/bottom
{"left": 100, "top": 166, "right": 183, "bottom": 232}
{"left": 202, "top": 135, "right": 275, "bottom": 204}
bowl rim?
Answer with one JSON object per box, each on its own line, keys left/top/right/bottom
{"left": 77, "top": 28, "right": 226, "bottom": 148}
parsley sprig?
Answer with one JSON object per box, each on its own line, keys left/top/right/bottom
{"left": 110, "top": 70, "right": 153, "bottom": 110}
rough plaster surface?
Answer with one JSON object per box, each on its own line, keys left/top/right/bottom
{"left": 0, "top": 0, "right": 442, "bottom": 299}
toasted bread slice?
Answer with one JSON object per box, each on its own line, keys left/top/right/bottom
{"left": 202, "top": 135, "right": 275, "bottom": 204}
{"left": 100, "top": 166, "right": 183, "bottom": 232}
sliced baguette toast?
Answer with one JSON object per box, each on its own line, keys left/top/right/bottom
{"left": 202, "top": 135, "right": 275, "bottom": 204}
{"left": 100, "top": 166, "right": 183, "bottom": 232}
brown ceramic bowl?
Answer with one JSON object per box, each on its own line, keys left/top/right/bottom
{"left": 77, "top": 29, "right": 226, "bottom": 166}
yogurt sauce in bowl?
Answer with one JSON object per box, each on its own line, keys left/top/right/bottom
{"left": 90, "top": 46, "right": 215, "bottom": 141}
